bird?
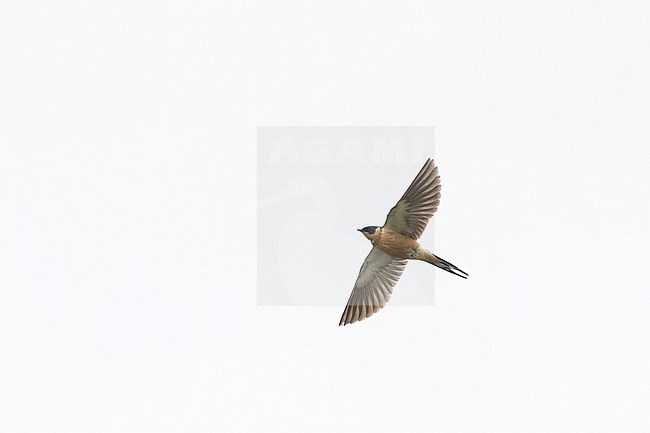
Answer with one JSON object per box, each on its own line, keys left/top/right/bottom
{"left": 339, "top": 158, "right": 467, "bottom": 326}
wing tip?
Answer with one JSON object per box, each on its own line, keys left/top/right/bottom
{"left": 339, "top": 307, "right": 374, "bottom": 326}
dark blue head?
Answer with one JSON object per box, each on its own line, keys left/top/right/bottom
{"left": 358, "top": 226, "right": 379, "bottom": 235}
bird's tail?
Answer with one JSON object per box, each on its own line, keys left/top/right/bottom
{"left": 417, "top": 248, "right": 468, "bottom": 279}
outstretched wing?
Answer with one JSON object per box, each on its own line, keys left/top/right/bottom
{"left": 339, "top": 247, "right": 407, "bottom": 326}
{"left": 383, "top": 158, "right": 441, "bottom": 240}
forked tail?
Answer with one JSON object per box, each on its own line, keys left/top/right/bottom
{"left": 417, "top": 248, "right": 468, "bottom": 279}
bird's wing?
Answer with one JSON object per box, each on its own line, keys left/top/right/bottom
{"left": 382, "top": 158, "right": 441, "bottom": 240}
{"left": 339, "top": 247, "right": 407, "bottom": 326}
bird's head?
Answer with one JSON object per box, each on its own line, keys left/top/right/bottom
{"left": 358, "top": 226, "right": 379, "bottom": 241}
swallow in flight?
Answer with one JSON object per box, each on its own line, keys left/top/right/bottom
{"left": 339, "top": 158, "right": 467, "bottom": 326}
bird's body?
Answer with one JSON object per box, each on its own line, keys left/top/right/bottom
{"left": 368, "top": 227, "right": 419, "bottom": 259}
{"left": 339, "top": 158, "right": 467, "bottom": 326}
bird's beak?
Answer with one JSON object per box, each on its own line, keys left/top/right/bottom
{"left": 357, "top": 228, "right": 362, "bottom": 232}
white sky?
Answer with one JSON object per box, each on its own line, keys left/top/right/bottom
{"left": 1, "top": 1, "right": 649, "bottom": 432}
